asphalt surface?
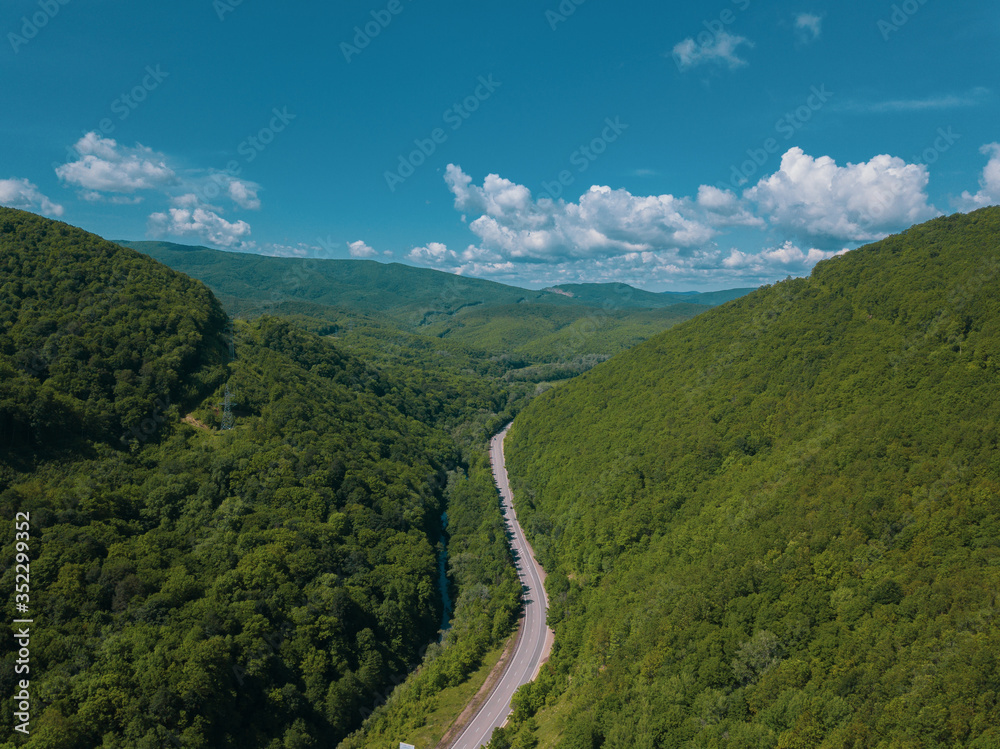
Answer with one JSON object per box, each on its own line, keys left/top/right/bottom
{"left": 446, "top": 424, "right": 554, "bottom": 749}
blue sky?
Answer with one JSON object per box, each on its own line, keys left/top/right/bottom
{"left": 1, "top": 0, "right": 998, "bottom": 290}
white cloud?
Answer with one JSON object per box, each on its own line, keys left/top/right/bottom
{"left": 673, "top": 31, "right": 753, "bottom": 71}
{"left": 746, "top": 147, "right": 940, "bottom": 246}
{"left": 959, "top": 143, "right": 1000, "bottom": 210}
{"left": 442, "top": 164, "right": 718, "bottom": 265}
{"left": 81, "top": 191, "right": 143, "bottom": 205}
{"left": 416, "top": 169, "right": 840, "bottom": 287}
{"left": 697, "top": 185, "right": 766, "bottom": 228}
{"left": 423, "top": 153, "right": 949, "bottom": 287}
{"left": 723, "top": 241, "right": 846, "bottom": 271}
{"left": 53, "top": 132, "right": 262, "bottom": 221}
{"left": 408, "top": 242, "right": 457, "bottom": 264}
{"left": 795, "top": 13, "right": 823, "bottom": 43}
{"left": 227, "top": 180, "right": 261, "bottom": 210}
{"left": 440, "top": 244, "right": 843, "bottom": 290}
{"left": 148, "top": 205, "right": 251, "bottom": 249}
{"left": 170, "top": 193, "right": 205, "bottom": 209}
{"left": 347, "top": 240, "right": 378, "bottom": 258}
{"left": 0, "top": 178, "right": 64, "bottom": 216}
{"left": 839, "top": 88, "right": 990, "bottom": 114}
{"left": 257, "top": 243, "right": 317, "bottom": 258}
{"left": 56, "top": 133, "right": 175, "bottom": 194}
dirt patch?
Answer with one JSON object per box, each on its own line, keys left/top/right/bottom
{"left": 182, "top": 414, "right": 213, "bottom": 431}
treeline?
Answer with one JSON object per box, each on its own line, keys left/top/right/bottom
{"left": 501, "top": 208, "right": 1000, "bottom": 747}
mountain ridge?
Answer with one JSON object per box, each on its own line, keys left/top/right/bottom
{"left": 499, "top": 207, "right": 1000, "bottom": 748}
{"left": 119, "top": 240, "right": 751, "bottom": 363}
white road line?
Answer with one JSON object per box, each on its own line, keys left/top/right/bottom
{"left": 446, "top": 426, "right": 553, "bottom": 749}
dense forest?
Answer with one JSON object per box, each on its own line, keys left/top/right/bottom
{"left": 5, "top": 204, "right": 999, "bottom": 748}
{"left": 502, "top": 208, "right": 1000, "bottom": 748}
{"left": 0, "top": 208, "right": 521, "bottom": 747}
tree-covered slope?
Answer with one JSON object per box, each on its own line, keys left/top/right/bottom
{"left": 120, "top": 241, "right": 748, "bottom": 364}
{"left": 0, "top": 210, "right": 520, "bottom": 747}
{"left": 502, "top": 208, "right": 1000, "bottom": 748}
{"left": 1, "top": 210, "right": 229, "bottom": 462}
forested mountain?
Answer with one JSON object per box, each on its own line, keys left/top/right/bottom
{"left": 502, "top": 208, "right": 1000, "bottom": 747}
{"left": 0, "top": 208, "right": 521, "bottom": 747}
{"left": 119, "top": 242, "right": 747, "bottom": 363}
{"left": 545, "top": 283, "right": 754, "bottom": 309}
{"left": 1, "top": 211, "right": 228, "bottom": 461}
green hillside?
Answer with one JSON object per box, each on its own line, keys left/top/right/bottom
{"left": 1, "top": 212, "right": 228, "bottom": 461}
{"left": 0, "top": 209, "right": 521, "bottom": 747}
{"left": 119, "top": 242, "right": 748, "bottom": 364}
{"left": 118, "top": 241, "right": 554, "bottom": 318}
{"left": 501, "top": 208, "right": 1000, "bottom": 748}
{"left": 548, "top": 283, "right": 755, "bottom": 309}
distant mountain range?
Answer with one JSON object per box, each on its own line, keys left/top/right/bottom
{"left": 119, "top": 241, "right": 753, "bottom": 362}
{"left": 541, "top": 282, "right": 754, "bottom": 308}
{"left": 119, "top": 241, "right": 752, "bottom": 313}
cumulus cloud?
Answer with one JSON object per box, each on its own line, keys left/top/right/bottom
{"left": 413, "top": 156, "right": 948, "bottom": 287}
{"left": 724, "top": 241, "right": 846, "bottom": 271}
{"left": 0, "top": 178, "right": 64, "bottom": 216}
{"left": 959, "top": 143, "right": 1000, "bottom": 210}
{"left": 746, "top": 147, "right": 940, "bottom": 246}
{"left": 56, "top": 133, "right": 175, "bottom": 195}
{"left": 227, "top": 180, "right": 261, "bottom": 210}
{"left": 53, "top": 131, "right": 262, "bottom": 237}
{"left": 348, "top": 240, "right": 378, "bottom": 258}
{"left": 442, "top": 164, "right": 718, "bottom": 265}
{"left": 795, "top": 13, "right": 823, "bottom": 43}
{"left": 408, "top": 242, "right": 458, "bottom": 264}
{"left": 148, "top": 203, "right": 251, "bottom": 249}
{"left": 673, "top": 31, "right": 753, "bottom": 70}
{"left": 439, "top": 245, "right": 843, "bottom": 290}
{"left": 697, "top": 185, "right": 766, "bottom": 228}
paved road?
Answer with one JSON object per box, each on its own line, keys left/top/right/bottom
{"left": 447, "top": 424, "right": 555, "bottom": 749}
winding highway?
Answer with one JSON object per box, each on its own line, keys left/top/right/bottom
{"left": 446, "top": 424, "right": 555, "bottom": 749}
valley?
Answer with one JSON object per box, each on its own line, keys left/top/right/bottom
{"left": 1, "top": 206, "right": 999, "bottom": 748}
